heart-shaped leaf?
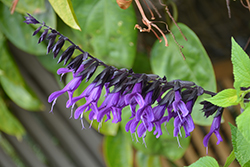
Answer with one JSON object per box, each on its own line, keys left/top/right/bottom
{"left": 72, "top": 0, "right": 137, "bottom": 68}
{"left": 151, "top": 23, "right": 216, "bottom": 125}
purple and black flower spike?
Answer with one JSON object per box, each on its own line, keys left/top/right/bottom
{"left": 24, "top": 13, "right": 40, "bottom": 24}
{"left": 24, "top": 13, "right": 225, "bottom": 149}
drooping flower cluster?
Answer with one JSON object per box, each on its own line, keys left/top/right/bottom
{"left": 24, "top": 14, "right": 224, "bottom": 148}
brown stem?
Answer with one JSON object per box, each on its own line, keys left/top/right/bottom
{"left": 226, "top": 0, "right": 231, "bottom": 18}
{"left": 134, "top": 0, "right": 168, "bottom": 46}
{"left": 11, "top": 0, "right": 19, "bottom": 14}
{"left": 142, "top": 0, "right": 155, "bottom": 20}
{"left": 165, "top": 5, "right": 187, "bottom": 41}
{"left": 240, "top": 0, "right": 250, "bottom": 11}
{"left": 147, "top": 0, "right": 162, "bottom": 18}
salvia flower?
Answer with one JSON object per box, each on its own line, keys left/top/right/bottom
{"left": 203, "top": 108, "right": 224, "bottom": 148}
{"left": 25, "top": 13, "right": 227, "bottom": 149}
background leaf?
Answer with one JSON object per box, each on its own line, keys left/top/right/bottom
{"left": 103, "top": 128, "right": 133, "bottom": 167}
{"left": 188, "top": 156, "right": 219, "bottom": 167}
{"left": 48, "top": 0, "right": 81, "bottom": 30}
{"left": 0, "top": 0, "right": 45, "bottom": 14}
{"left": 0, "top": 3, "right": 47, "bottom": 55}
{"left": 135, "top": 150, "right": 161, "bottom": 167}
{"left": 0, "top": 97, "right": 25, "bottom": 138}
{"left": 150, "top": 23, "right": 216, "bottom": 125}
{"left": 72, "top": 0, "right": 137, "bottom": 68}
{"left": 0, "top": 39, "right": 43, "bottom": 111}
{"left": 205, "top": 88, "right": 238, "bottom": 107}
{"left": 32, "top": 0, "right": 57, "bottom": 29}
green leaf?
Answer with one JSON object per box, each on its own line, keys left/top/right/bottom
{"left": 32, "top": 0, "right": 57, "bottom": 29}
{"left": 243, "top": 161, "right": 250, "bottom": 167}
{"left": 103, "top": 128, "right": 133, "bottom": 167}
{"left": 150, "top": 23, "right": 216, "bottom": 125}
{"left": 66, "top": 67, "right": 119, "bottom": 136}
{"left": 136, "top": 151, "right": 161, "bottom": 167}
{"left": 0, "top": 97, "right": 25, "bottom": 138}
{"left": 120, "top": 108, "right": 190, "bottom": 161}
{"left": 188, "top": 156, "right": 219, "bottom": 167}
{"left": 0, "top": 0, "right": 45, "bottom": 14}
{"left": 230, "top": 123, "right": 250, "bottom": 166}
{"left": 205, "top": 88, "right": 238, "bottom": 107}
{"left": 72, "top": 0, "right": 137, "bottom": 68}
{"left": 223, "top": 150, "right": 235, "bottom": 167}
{"left": 0, "top": 40, "right": 43, "bottom": 111}
{"left": 231, "top": 37, "right": 250, "bottom": 91}
{"left": 0, "top": 3, "right": 47, "bottom": 55}
{"left": 37, "top": 53, "right": 62, "bottom": 74}
{"left": 48, "top": 0, "right": 81, "bottom": 30}
{"left": 236, "top": 106, "right": 250, "bottom": 143}
{"left": 132, "top": 52, "right": 152, "bottom": 74}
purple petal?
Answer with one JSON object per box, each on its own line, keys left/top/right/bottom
{"left": 137, "top": 123, "right": 146, "bottom": 137}
{"left": 74, "top": 104, "right": 89, "bottom": 119}
{"left": 178, "top": 101, "right": 189, "bottom": 116}
{"left": 48, "top": 89, "right": 66, "bottom": 103}
{"left": 125, "top": 119, "right": 134, "bottom": 132}
{"left": 57, "top": 68, "right": 71, "bottom": 75}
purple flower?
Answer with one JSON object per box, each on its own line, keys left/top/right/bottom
{"left": 172, "top": 89, "right": 189, "bottom": 117}
{"left": 125, "top": 91, "right": 155, "bottom": 137}
{"left": 97, "top": 91, "right": 125, "bottom": 123}
{"left": 24, "top": 13, "right": 40, "bottom": 24}
{"left": 203, "top": 113, "right": 223, "bottom": 147}
{"left": 125, "top": 82, "right": 144, "bottom": 118}
{"left": 48, "top": 65, "right": 85, "bottom": 112}
{"left": 73, "top": 83, "right": 103, "bottom": 120}
{"left": 173, "top": 114, "right": 194, "bottom": 138}
{"left": 26, "top": 15, "right": 225, "bottom": 148}
{"left": 152, "top": 105, "right": 168, "bottom": 138}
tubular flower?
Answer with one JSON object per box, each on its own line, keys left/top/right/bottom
{"left": 203, "top": 109, "right": 223, "bottom": 147}
{"left": 73, "top": 82, "right": 103, "bottom": 120}
{"left": 25, "top": 13, "right": 226, "bottom": 148}
{"left": 48, "top": 65, "right": 85, "bottom": 112}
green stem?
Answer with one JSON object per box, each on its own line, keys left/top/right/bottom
{"left": 223, "top": 150, "right": 235, "bottom": 167}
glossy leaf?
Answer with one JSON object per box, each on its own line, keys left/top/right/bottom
{"left": 32, "top": 0, "right": 57, "bottom": 29}
{"left": 120, "top": 108, "right": 190, "bottom": 160}
{"left": 36, "top": 53, "right": 62, "bottom": 74}
{"left": 0, "top": 40, "right": 43, "bottom": 111}
{"left": 0, "top": 0, "right": 45, "bottom": 14}
{"left": 205, "top": 88, "right": 238, "bottom": 107}
{"left": 151, "top": 23, "right": 216, "bottom": 125}
{"left": 136, "top": 150, "right": 161, "bottom": 167}
{"left": 72, "top": 0, "right": 137, "bottom": 68}
{"left": 132, "top": 52, "right": 152, "bottom": 74}
{"left": 230, "top": 123, "right": 250, "bottom": 166}
{"left": 188, "top": 156, "right": 219, "bottom": 167}
{"left": 231, "top": 38, "right": 250, "bottom": 92}
{"left": 66, "top": 67, "right": 119, "bottom": 136}
{"left": 103, "top": 128, "right": 133, "bottom": 167}
{"left": 48, "top": 0, "right": 81, "bottom": 30}
{"left": 0, "top": 97, "right": 25, "bottom": 137}
{"left": 0, "top": 3, "right": 47, "bottom": 55}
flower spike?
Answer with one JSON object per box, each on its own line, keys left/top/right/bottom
{"left": 25, "top": 13, "right": 224, "bottom": 148}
